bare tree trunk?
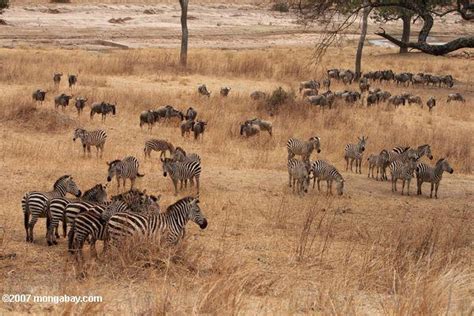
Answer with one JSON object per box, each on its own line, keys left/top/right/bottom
{"left": 400, "top": 14, "right": 411, "bottom": 54}
{"left": 179, "top": 0, "right": 189, "bottom": 68}
{"left": 355, "top": 3, "right": 371, "bottom": 79}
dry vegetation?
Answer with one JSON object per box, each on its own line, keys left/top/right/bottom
{"left": 0, "top": 46, "right": 473, "bottom": 314}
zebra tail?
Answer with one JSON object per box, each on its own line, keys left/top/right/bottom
{"left": 23, "top": 196, "right": 30, "bottom": 230}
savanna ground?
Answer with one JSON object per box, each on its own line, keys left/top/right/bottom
{"left": 0, "top": 1, "right": 473, "bottom": 315}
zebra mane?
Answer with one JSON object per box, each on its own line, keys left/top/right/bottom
{"left": 108, "top": 159, "right": 122, "bottom": 166}
{"left": 82, "top": 184, "right": 103, "bottom": 199}
{"left": 436, "top": 158, "right": 445, "bottom": 165}
{"left": 53, "top": 175, "right": 71, "bottom": 189}
{"left": 418, "top": 144, "right": 430, "bottom": 150}
{"left": 165, "top": 197, "right": 195, "bottom": 215}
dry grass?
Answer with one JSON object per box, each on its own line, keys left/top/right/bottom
{"left": 0, "top": 46, "right": 472, "bottom": 314}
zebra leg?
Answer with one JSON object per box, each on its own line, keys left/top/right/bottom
{"left": 126, "top": 178, "right": 130, "bottom": 190}
{"left": 90, "top": 239, "right": 98, "bottom": 259}
{"left": 87, "top": 145, "right": 91, "bottom": 157}
{"left": 28, "top": 216, "right": 38, "bottom": 243}
{"left": 417, "top": 179, "right": 422, "bottom": 195}
{"left": 407, "top": 179, "right": 411, "bottom": 196}
{"left": 196, "top": 176, "right": 200, "bottom": 195}
{"left": 345, "top": 157, "right": 349, "bottom": 171}
{"left": 430, "top": 182, "right": 434, "bottom": 198}
{"left": 350, "top": 158, "right": 354, "bottom": 172}
{"left": 173, "top": 179, "right": 179, "bottom": 195}
{"left": 401, "top": 180, "right": 405, "bottom": 195}
{"left": 317, "top": 179, "right": 321, "bottom": 192}
{"left": 288, "top": 173, "right": 292, "bottom": 187}
{"left": 82, "top": 144, "right": 86, "bottom": 157}
{"left": 435, "top": 182, "right": 440, "bottom": 199}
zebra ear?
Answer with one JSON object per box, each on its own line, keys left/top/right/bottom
{"left": 106, "top": 161, "right": 110, "bottom": 166}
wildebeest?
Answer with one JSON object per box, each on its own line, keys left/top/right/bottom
{"left": 32, "top": 89, "right": 47, "bottom": 105}
{"left": 75, "top": 97, "right": 88, "bottom": 115}
{"left": 301, "top": 88, "right": 317, "bottom": 98}
{"left": 53, "top": 73, "right": 63, "bottom": 88}
{"left": 327, "top": 69, "right": 340, "bottom": 80}
{"left": 367, "top": 92, "right": 378, "bottom": 106}
{"left": 447, "top": 93, "right": 465, "bottom": 103}
{"left": 340, "top": 70, "right": 355, "bottom": 84}
{"left": 307, "top": 95, "right": 329, "bottom": 107}
{"left": 90, "top": 102, "right": 116, "bottom": 122}
{"left": 244, "top": 118, "right": 272, "bottom": 136}
{"left": 388, "top": 95, "right": 406, "bottom": 107}
{"left": 139, "top": 110, "right": 157, "bottom": 130}
{"left": 412, "top": 73, "right": 427, "bottom": 85}
{"left": 220, "top": 87, "right": 231, "bottom": 97}
{"left": 185, "top": 107, "right": 197, "bottom": 121}
{"left": 68, "top": 74, "right": 78, "bottom": 88}
{"left": 193, "top": 121, "right": 207, "bottom": 140}
{"left": 240, "top": 122, "right": 260, "bottom": 137}
{"left": 394, "top": 73, "right": 413, "bottom": 86}
{"left": 380, "top": 70, "right": 395, "bottom": 83}
{"left": 198, "top": 84, "right": 211, "bottom": 97}
{"left": 323, "top": 78, "right": 331, "bottom": 90}
{"left": 54, "top": 93, "right": 73, "bottom": 110}
{"left": 359, "top": 77, "right": 370, "bottom": 93}
{"left": 441, "top": 75, "right": 454, "bottom": 88}
{"left": 299, "top": 80, "right": 320, "bottom": 92}
{"left": 250, "top": 91, "right": 267, "bottom": 101}
{"left": 180, "top": 120, "right": 195, "bottom": 137}
{"left": 426, "top": 97, "right": 436, "bottom": 112}
{"left": 407, "top": 95, "right": 422, "bottom": 106}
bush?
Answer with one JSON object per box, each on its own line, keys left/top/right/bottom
{"left": 271, "top": 0, "right": 289, "bottom": 13}
{"left": 0, "top": 0, "right": 9, "bottom": 12}
{"left": 267, "top": 86, "right": 293, "bottom": 108}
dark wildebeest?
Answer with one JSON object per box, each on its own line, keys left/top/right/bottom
{"left": 244, "top": 118, "right": 273, "bottom": 136}
{"left": 359, "top": 78, "right": 370, "bottom": 93}
{"left": 426, "top": 97, "right": 436, "bottom": 112}
{"left": 299, "top": 80, "right": 320, "bottom": 92}
{"left": 75, "top": 97, "right": 88, "bottom": 115}
{"left": 32, "top": 89, "right": 47, "bottom": 105}
{"left": 53, "top": 73, "right": 63, "bottom": 89}
{"left": 68, "top": 74, "right": 78, "bottom": 89}
{"left": 198, "top": 84, "right": 211, "bottom": 97}
{"left": 139, "top": 110, "right": 156, "bottom": 130}
{"left": 180, "top": 120, "right": 195, "bottom": 137}
{"left": 54, "top": 93, "right": 73, "bottom": 110}
{"left": 220, "top": 87, "right": 231, "bottom": 97}
{"left": 90, "top": 102, "right": 116, "bottom": 122}
{"left": 193, "top": 121, "right": 207, "bottom": 140}
{"left": 447, "top": 93, "right": 466, "bottom": 103}
{"left": 240, "top": 122, "right": 260, "bottom": 137}
{"left": 185, "top": 107, "right": 197, "bottom": 121}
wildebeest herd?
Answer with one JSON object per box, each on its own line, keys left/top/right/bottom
{"left": 22, "top": 68, "right": 460, "bottom": 270}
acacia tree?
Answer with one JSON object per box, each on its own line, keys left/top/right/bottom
{"left": 179, "top": 0, "right": 189, "bottom": 68}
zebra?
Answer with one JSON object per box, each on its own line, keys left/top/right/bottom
{"left": 47, "top": 184, "right": 108, "bottom": 245}
{"left": 185, "top": 107, "right": 197, "bottom": 121}
{"left": 390, "top": 157, "right": 418, "bottom": 195}
{"left": 198, "top": 84, "right": 211, "bottom": 97}
{"left": 390, "top": 144, "right": 433, "bottom": 164}
{"left": 106, "top": 197, "right": 207, "bottom": 247}
{"left": 144, "top": 139, "right": 174, "bottom": 159}
{"left": 415, "top": 158, "right": 454, "bottom": 199}
{"left": 73, "top": 128, "right": 107, "bottom": 158}
{"left": 180, "top": 119, "right": 195, "bottom": 137}
{"left": 22, "top": 175, "right": 81, "bottom": 243}
{"left": 54, "top": 93, "right": 73, "bottom": 110}
{"left": 287, "top": 137, "right": 321, "bottom": 162}
{"left": 90, "top": 102, "right": 116, "bottom": 122}
{"left": 161, "top": 157, "right": 201, "bottom": 195}
{"left": 68, "top": 74, "right": 78, "bottom": 88}
{"left": 75, "top": 97, "right": 88, "bottom": 115}
{"left": 53, "top": 73, "right": 63, "bottom": 88}
{"left": 220, "top": 87, "right": 231, "bottom": 97}
{"left": 193, "top": 121, "right": 207, "bottom": 140}
{"left": 344, "top": 136, "right": 367, "bottom": 174}
{"left": 426, "top": 97, "right": 436, "bottom": 112}
{"left": 310, "top": 160, "right": 344, "bottom": 195}
{"left": 107, "top": 156, "right": 144, "bottom": 190}
{"left": 287, "top": 158, "right": 311, "bottom": 195}
{"left": 367, "top": 149, "right": 390, "bottom": 180}
{"left": 32, "top": 89, "right": 47, "bottom": 105}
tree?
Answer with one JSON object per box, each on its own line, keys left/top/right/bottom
{"left": 372, "top": 5, "right": 414, "bottom": 53}
{"left": 179, "top": 0, "right": 189, "bottom": 68}
{"left": 355, "top": 1, "right": 371, "bottom": 78}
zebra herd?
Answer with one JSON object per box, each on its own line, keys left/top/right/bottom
{"left": 285, "top": 136, "right": 454, "bottom": 198}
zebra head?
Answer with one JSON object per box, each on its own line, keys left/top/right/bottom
{"left": 54, "top": 175, "right": 82, "bottom": 197}
{"left": 336, "top": 179, "right": 344, "bottom": 196}
{"left": 187, "top": 198, "right": 208, "bottom": 229}
{"left": 418, "top": 144, "right": 433, "bottom": 160}
{"left": 161, "top": 158, "right": 174, "bottom": 177}
{"left": 437, "top": 158, "right": 454, "bottom": 174}
{"left": 357, "top": 136, "right": 367, "bottom": 152}
{"left": 310, "top": 137, "right": 321, "bottom": 153}
{"left": 106, "top": 160, "right": 122, "bottom": 182}
{"left": 72, "top": 128, "right": 85, "bottom": 142}
{"left": 82, "top": 183, "right": 108, "bottom": 203}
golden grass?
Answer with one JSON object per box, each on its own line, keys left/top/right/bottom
{"left": 0, "top": 47, "right": 472, "bottom": 314}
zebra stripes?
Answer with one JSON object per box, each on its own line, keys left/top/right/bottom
{"left": 22, "top": 175, "right": 81, "bottom": 243}
{"left": 367, "top": 150, "right": 389, "bottom": 180}
{"left": 344, "top": 136, "right": 367, "bottom": 174}
{"left": 73, "top": 128, "right": 107, "bottom": 158}
{"left": 415, "top": 158, "right": 454, "bottom": 198}
{"left": 106, "top": 197, "right": 207, "bottom": 245}
{"left": 287, "top": 137, "right": 321, "bottom": 162}
{"left": 161, "top": 158, "right": 201, "bottom": 195}
{"left": 390, "top": 158, "right": 418, "bottom": 195}
{"left": 144, "top": 139, "right": 175, "bottom": 159}
{"left": 107, "top": 156, "right": 144, "bottom": 190}
{"left": 287, "top": 158, "right": 311, "bottom": 195}
{"left": 311, "top": 160, "right": 344, "bottom": 195}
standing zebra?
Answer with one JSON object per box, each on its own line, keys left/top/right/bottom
{"left": 107, "top": 156, "right": 144, "bottom": 190}
{"left": 389, "top": 144, "right": 433, "bottom": 164}
{"left": 287, "top": 137, "right": 322, "bottom": 162}
{"left": 144, "top": 139, "right": 175, "bottom": 159}
{"left": 367, "top": 150, "right": 389, "bottom": 180}
{"left": 22, "top": 175, "right": 81, "bottom": 243}
{"left": 344, "top": 136, "right": 367, "bottom": 174}
{"left": 90, "top": 102, "right": 116, "bottom": 122}
{"left": 106, "top": 197, "right": 207, "bottom": 246}
{"left": 161, "top": 157, "right": 201, "bottom": 195}
{"left": 311, "top": 160, "right": 344, "bottom": 195}
{"left": 287, "top": 158, "right": 311, "bottom": 195}
{"left": 47, "top": 184, "right": 108, "bottom": 245}
{"left": 416, "top": 158, "right": 454, "bottom": 198}
{"left": 73, "top": 128, "right": 107, "bottom": 158}
{"left": 390, "top": 157, "right": 418, "bottom": 195}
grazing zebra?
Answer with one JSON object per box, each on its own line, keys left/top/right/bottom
{"left": 198, "top": 84, "right": 211, "bottom": 97}
{"left": 367, "top": 149, "right": 389, "bottom": 180}
{"left": 311, "top": 160, "right": 344, "bottom": 195}
{"left": 344, "top": 136, "right": 367, "bottom": 174}
{"left": 193, "top": 121, "right": 207, "bottom": 140}
{"left": 107, "top": 156, "right": 144, "bottom": 190}
{"left": 220, "top": 87, "right": 231, "bottom": 97}
{"left": 54, "top": 93, "right": 73, "bottom": 110}
{"left": 75, "top": 97, "right": 88, "bottom": 115}
{"left": 53, "top": 73, "right": 63, "bottom": 88}
{"left": 73, "top": 128, "right": 107, "bottom": 158}
{"left": 287, "top": 137, "right": 321, "bottom": 162}
{"left": 68, "top": 74, "right": 78, "bottom": 88}
{"left": 106, "top": 197, "right": 207, "bottom": 246}
{"left": 144, "top": 139, "right": 174, "bottom": 159}
{"left": 185, "top": 107, "right": 197, "bottom": 121}
{"left": 161, "top": 157, "right": 201, "bottom": 195}
{"left": 180, "top": 120, "right": 195, "bottom": 137}
{"left": 287, "top": 158, "right": 311, "bottom": 195}
{"left": 90, "top": 102, "right": 116, "bottom": 122}
{"left": 426, "top": 97, "right": 436, "bottom": 112}
{"left": 22, "top": 175, "right": 81, "bottom": 243}
{"left": 390, "top": 158, "right": 418, "bottom": 195}
{"left": 47, "top": 184, "right": 108, "bottom": 245}
{"left": 416, "top": 158, "right": 454, "bottom": 198}
{"left": 32, "top": 89, "right": 47, "bottom": 105}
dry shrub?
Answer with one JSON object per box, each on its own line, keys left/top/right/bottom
{"left": 271, "top": 0, "right": 289, "bottom": 12}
